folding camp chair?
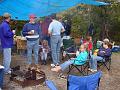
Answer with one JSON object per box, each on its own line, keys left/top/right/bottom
{"left": 61, "top": 45, "right": 76, "bottom": 61}
{"left": 67, "top": 51, "right": 91, "bottom": 76}
{"left": 45, "top": 80, "right": 58, "bottom": 90}
{"left": 0, "top": 68, "right": 4, "bottom": 88}
{"left": 67, "top": 71, "right": 102, "bottom": 90}
{"left": 97, "top": 56, "right": 111, "bottom": 71}
{"left": 67, "top": 59, "right": 89, "bottom": 75}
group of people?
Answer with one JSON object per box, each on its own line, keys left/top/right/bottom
{"left": 0, "top": 12, "right": 66, "bottom": 89}
{"left": 51, "top": 36, "right": 112, "bottom": 73}
{"left": 0, "top": 12, "right": 112, "bottom": 89}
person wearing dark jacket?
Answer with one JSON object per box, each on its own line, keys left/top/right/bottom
{"left": 0, "top": 13, "right": 14, "bottom": 74}
{"left": 89, "top": 42, "right": 112, "bottom": 72}
{"left": 22, "top": 14, "right": 41, "bottom": 68}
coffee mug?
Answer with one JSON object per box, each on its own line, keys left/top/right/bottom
{"left": 31, "top": 30, "right": 34, "bottom": 34}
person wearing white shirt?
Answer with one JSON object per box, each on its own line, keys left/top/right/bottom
{"left": 48, "top": 15, "right": 65, "bottom": 66}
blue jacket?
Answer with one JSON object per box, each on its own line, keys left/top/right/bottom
{"left": 22, "top": 23, "right": 41, "bottom": 41}
{"left": 97, "top": 47, "right": 111, "bottom": 58}
{"left": 0, "top": 21, "right": 14, "bottom": 48}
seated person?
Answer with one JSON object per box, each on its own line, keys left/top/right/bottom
{"left": 89, "top": 42, "right": 112, "bottom": 72}
{"left": 51, "top": 44, "right": 88, "bottom": 72}
{"left": 40, "top": 40, "right": 50, "bottom": 65}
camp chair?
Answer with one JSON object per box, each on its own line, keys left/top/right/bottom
{"left": 61, "top": 44, "right": 76, "bottom": 61}
{"left": 45, "top": 80, "right": 58, "bottom": 90}
{"left": 97, "top": 56, "right": 112, "bottom": 71}
{"left": 67, "top": 59, "right": 89, "bottom": 75}
{"left": 67, "top": 51, "right": 91, "bottom": 76}
{"left": 67, "top": 71, "right": 102, "bottom": 90}
{"left": 0, "top": 68, "right": 4, "bottom": 88}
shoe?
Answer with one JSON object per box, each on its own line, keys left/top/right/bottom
{"left": 55, "top": 63, "right": 59, "bottom": 66}
{"left": 5, "top": 70, "right": 11, "bottom": 74}
{"left": 51, "top": 64, "right": 56, "bottom": 68}
{"left": 88, "top": 68, "right": 92, "bottom": 71}
{"left": 89, "top": 69, "right": 97, "bottom": 72}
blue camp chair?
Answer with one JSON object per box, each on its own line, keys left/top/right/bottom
{"left": 67, "top": 71, "right": 102, "bottom": 90}
{"left": 0, "top": 68, "right": 4, "bottom": 88}
{"left": 45, "top": 80, "right": 58, "bottom": 90}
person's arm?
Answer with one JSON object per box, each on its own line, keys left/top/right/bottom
{"left": 3, "top": 24, "right": 14, "bottom": 38}
{"left": 22, "top": 24, "right": 28, "bottom": 37}
{"left": 105, "top": 48, "right": 111, "bottom": 57}
{"left": 22, "top": 24, "right": 33, "bottom": 36}
{"left": 48, "top": 23, "right": 52, "bottom": 36}
{"left": 38, "top": 24, "right": 42, "bottom": 40}
{"left": 61, "top": 24, "right": 65, "bottom": 33}
{"left": 88, "top": 42, "right": 93, "bottom": 51}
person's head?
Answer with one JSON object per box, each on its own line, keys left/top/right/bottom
{"left": 42, "top": 40, "right": 48, "bottom": 46}
{"left": 57, "top": 16, "right": 63, "bottom": 22}
{"left": 103, "top": 38, "right": 109, "bottom": 43}
{"left": 3, "top": 13, "right": 11, "bottom": 22}
{"left": 29, "top": 14, "right": 36, "bottom": 23}
{"left": 86, "top": 36, "right": 92, "bottom": 42}
{"left": 103, "top": 42, "right": 110, "bottom": 49}
{"left": 79, "top": 44, "right": 86, "bottom": 52}
{"left": 50, "top": 14, "right": 56, "bottom": 20}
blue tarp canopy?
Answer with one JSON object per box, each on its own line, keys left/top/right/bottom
{"left": 0, "top": 0, "right": 109, "bottom": 20}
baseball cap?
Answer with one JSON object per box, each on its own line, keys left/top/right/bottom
{"left": 29, "top": 14, "right": 36, "bottom": 19}
{"left": 3, "top": 13, "right": 11, "bottom": 18}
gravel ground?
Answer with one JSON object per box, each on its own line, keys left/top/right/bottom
{"left": 0, "top": 53, "right": 120, "bottom": 90}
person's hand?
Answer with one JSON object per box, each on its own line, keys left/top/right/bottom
{"left": 102, "top": 51, "right": 105, "bottom": 53}
{"left": 100, "top": 51, "right": 105, "bottom": 53}
{"left": 12, "top": 30, "right": 15, "bottom": 34}
{"left": 70, "top": 58, "right": 75, "bottom": 60}
{"left": 28, "top": 31, "right": 34, "bottom": 35}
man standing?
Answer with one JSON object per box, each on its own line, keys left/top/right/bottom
{"left": 0, "top": 13, "right": 14, "bottom": 74}
{"left": 22, "top": 14, "right": 41, "bottom": 68}
{"left": 48, "top": 15, "right": 65, "bottom": 66}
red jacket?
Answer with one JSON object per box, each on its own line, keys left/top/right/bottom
{"left": 83, "top": 40, "right": 93, "bottom": 51}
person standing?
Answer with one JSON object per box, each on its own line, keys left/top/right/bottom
{"left": 48, "top": 15, "right": 65, "bottom": 66}
{"left": 0, "top": 13, "right": 14, "bottom": 74}
{"left": 22, "top": 14, "right": 41, "bottom": 68}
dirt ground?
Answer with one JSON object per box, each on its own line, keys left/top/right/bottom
{"left": 0, "top": 52, "right": 120, "bottom": 90}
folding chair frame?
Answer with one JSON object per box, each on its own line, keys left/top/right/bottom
{"left": 67, "top": 61, "right": 89, "bottom": 75}
{"left": 97, "top": 57, "right": 111, "bottom": 71}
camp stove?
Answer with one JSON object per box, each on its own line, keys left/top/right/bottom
{"left": 10, "top": 66, "right": 46, "bottom": 87}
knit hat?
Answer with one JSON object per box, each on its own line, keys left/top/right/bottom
{"left": 3, "top": 13, "right": 11, "bottom": 18}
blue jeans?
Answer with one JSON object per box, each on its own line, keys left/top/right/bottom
{"left": 50, "top": 35, "right": 61, "bottom": 64}
{"left": 40, "top": 52, "right": 48, "bottom": 61}
{"left": 60, "top": 60, "right": 74, "bottom": 71}
{"left": 0, "top": 69, "right": 4, "bottom": 88}
{"left": 3, "top": 48, "right": 11, "bottom": 73}
{"left": 90, "top": 55, "right": 103, "bottom": 70}
{"left": 27, "top": 39, "right": 39, "bottom": 65}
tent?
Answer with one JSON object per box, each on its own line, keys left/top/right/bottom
{"left": 0, "top": 0, "right": 109, "bottom": 20}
